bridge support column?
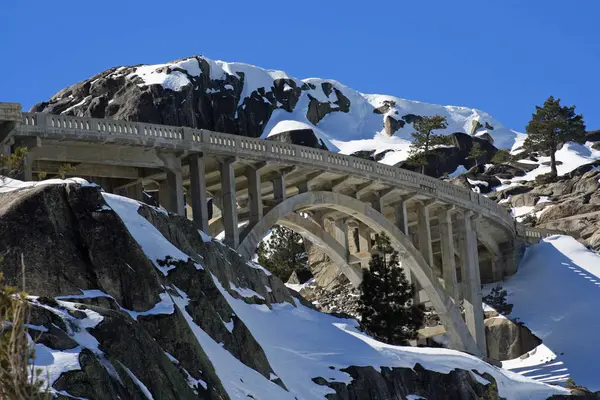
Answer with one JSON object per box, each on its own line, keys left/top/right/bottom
{"left": 357, "top": 223, "right": 372, "bottom": 268}
{"left": 158, "top": 153, "right": 185, "bottom": 216}
{"left": 459, "top": 211, "right": 487, "bottom": 356}
{"left": 438, "top": 207, "right": 459, "bottom": 302}
{"left": 272, "top": 174, "right": 286, "bottom": 204}
{"left": 394, "top": 200, "right": 409, "bottom": 235}
{"left": 332, "top": 219, "right": 349, "bottom": 255}
{"left": 220, "top": 158, "right": 239, "bottom": 248}
{"left": 246, "top": 167, "right": 263, "bottom": 226}
{"left": 189, "top": 153, "right": 209, "bottom": 232}
{"left": 126, "top": 183, "right": 144, "bottom": 202}
{"left": 414, "top": 202, "right": 435, "bottom": 303}
{"left": 159, "top": 170, "right": 185, "bottom": 216}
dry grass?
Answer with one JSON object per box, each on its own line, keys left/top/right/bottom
{"left": 0, "top": 258, "right": 50, "bottom": 399}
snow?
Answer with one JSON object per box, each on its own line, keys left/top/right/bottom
{"left": 120, "top": 56, "right": 524, "bottom": 160}
{"left": 499, "top": 235, "right": 600, "bottom": 389}
{"left": 120, "top": 363, "right": 155, "bottom": 399}
{"left": 103, "top": 193, "right": 202, "bottom": 275}
{"left": 229, "top": 283, "right": 266, "bottom": 300}
{"left": 56, "top": 289, "right": 174, "bottom": 321}
{"left": 209, "top": 274, "right": 564, "bottom": 399}
{"left": 198, "top": 229, "right": 212, "bottom": 243}
{"left": 511, "top": 206, "right": 534, "bottom": 218}
{"left": 170, "top": 285, "right": 295, "bottom": 399}
{"left": 285, "top": 277, "right": 316, "bottom": 293}
{"left": 498, "top": 141, "right": 600, "bottom": 190}
{"left": 128, "top": 58, "right": 201, "bottom": 92}
{"left": 449, "top": 165, "right": 467, "bottom": 178}
{"left": 467, "top": 178, "right": 489, "bottom": 187}
{"left": 0, "top": 177, "right": 91, "bottom": 193}
{"left": 31, "top": 299, "right": 114, "bottom": 392}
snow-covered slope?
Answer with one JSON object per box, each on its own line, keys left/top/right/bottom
{"left": 495, "top": 235, "right": 600, "bottom": 390}
{"left": 36, "top": 55, "right": 522, "bottom": 166}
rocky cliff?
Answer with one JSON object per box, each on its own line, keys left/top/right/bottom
{"left": 0, "top": 180, "right": 566, "bottom": 399}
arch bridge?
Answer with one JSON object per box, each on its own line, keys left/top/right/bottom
{"left": 0, "top": 102, "right": 555, "bottom": 358}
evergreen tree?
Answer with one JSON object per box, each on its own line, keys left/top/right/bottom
{"left": 257, "top": 225, "right": 308, "bottom": 281}
{"left": 358, "top": 233, "right": 425, "bottom": 345}
{"left": 491, "top": 149, "right": 511, "bottom": 164}
{"left": 524, "top": 96, "right": 586, "bottom": 176}
{"left": 407, "top": 115, "right": 452, "bottom": 174}
{"left": 466, "top": 142, "right": 486, "bottom": 166}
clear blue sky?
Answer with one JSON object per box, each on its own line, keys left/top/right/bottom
{"left": 1, "top": 0, "right": 598, "bottom": 131}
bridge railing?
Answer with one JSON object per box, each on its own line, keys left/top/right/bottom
{"left": 17, "top": 111, "right": 516, "bottom": 232}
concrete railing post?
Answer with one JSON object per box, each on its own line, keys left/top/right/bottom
{"left": 189, "top": 153, "right": 209, "bottom": 232}
{"left": 220, "top": 158, "right": 239, "bottom": 248}
{"left": 459, "top": 211, "right": 487, "bottom": 356}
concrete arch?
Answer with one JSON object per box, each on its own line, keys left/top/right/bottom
{"left": 278, "top": 213, "right": 363, "bottom": 287}
{"left": 236, "top": 191, "right": 482, "bottom": 357}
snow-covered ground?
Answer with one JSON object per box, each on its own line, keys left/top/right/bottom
{"left": 24, "top": 187, "right": 566, "bottom": 399}
{"left": 496, "top": 141, "right": 600, "bottom": 191}
{"left": 498, "top": 235, "right": 600, "bottom": 390}
{"left": 101, "top": 193, "right": 566, "bottom": 399}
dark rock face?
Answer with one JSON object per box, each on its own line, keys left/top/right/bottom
{"left": 30, "top": 56, "right": 344, "bottom": 149}
{"left": 396, "top": 132, "right": 499, "bottom": 177}
{"left": 267, "top": 128, "right": 328, "bottom": 149}
{"left": 484, "top": 317, "right": 542, "bottom": 361}
{"left": 318, "top": 364, "right": 497, "bottom": 400}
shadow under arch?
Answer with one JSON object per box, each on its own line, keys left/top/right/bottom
{"left": 236, "top": 191, "right": 482, "bottom": 357}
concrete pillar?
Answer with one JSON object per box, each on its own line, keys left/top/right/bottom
{"left": 246, "top": 167, "right": 263, "bottom": 226}
{"left": 416, "top": 202, "right": 434, "bottom": 267}
{"left": 438, "top": 207, "right": 459, "bottom": 301}
{"left": 415, "top": 202, "right": 435, "bottom": 304}
{"left": 158, "top": 153, "right": 185, "bottom": 216}
{"left": 459, "top": 211, "right": 487, "bottom": 356}
{"left": 394, "top": 200, "right": 409, "bottom": 236}
{"left": 491, "top": 255, "right": 505, "bottom": 282}
{"left": 357, "top": 223, "right": 372, "bottom": 268}
{"left": 22, "top": 154, "right": 34, "bottom": 181}
{"left": 160, "top": 169, "right": 184, "bottom": 216}
{"left": 189, "top": 153, "right": 209, "bottom": 232}
{"left": 126, "top": 183, "right": 144, "bottom": 202}
{"left": 220, "top": 158, "right": 238, "bottom": 248}
{"left": 332, "top": 218, "right": 349, "bottom": 255}
{"left": 272, "top": 174, "right": 286, "bottom": 204}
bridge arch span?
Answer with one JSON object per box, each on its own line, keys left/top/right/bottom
{"left": 236, "top": 191, "right": 482, "bottom": 357}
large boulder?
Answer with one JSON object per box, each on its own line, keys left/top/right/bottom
{"left": 484, "top": 317, "right": 541, "bottom": 361}
{"left": 396, "top": 133, "right": 499, "bottom": 178}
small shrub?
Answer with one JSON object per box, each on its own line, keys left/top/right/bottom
{"left": 483, "top": 285, "right": 512, "bottom": 315}
{"left": 535, "top": 172, "right": 558, "bottom": 185}
{"left": 491, "top": 149, "right": 511, "bottom": 164}
{"left": 57, "top": 163, "right": 76, "bottom": 179}
{"left": 0, "top": 276, "right": 51, "bottom": 399}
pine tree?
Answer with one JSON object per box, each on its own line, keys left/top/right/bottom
{"left": 257, "top": 225, "right": 308, "bottom": 281}
{"left": 466, "top": 142, "right": 486, "bottom": 166}
{"left": 358, "top": 233, "right": 425, "bottom": 345}
{"left": 407, "top": 115, "right": 452, "bottom": 174}
{"left": 491, "top": 149, "right": 510, "bottom": 164}
{"left": 524, "top": 96, "right": 586, "bottom": 177}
